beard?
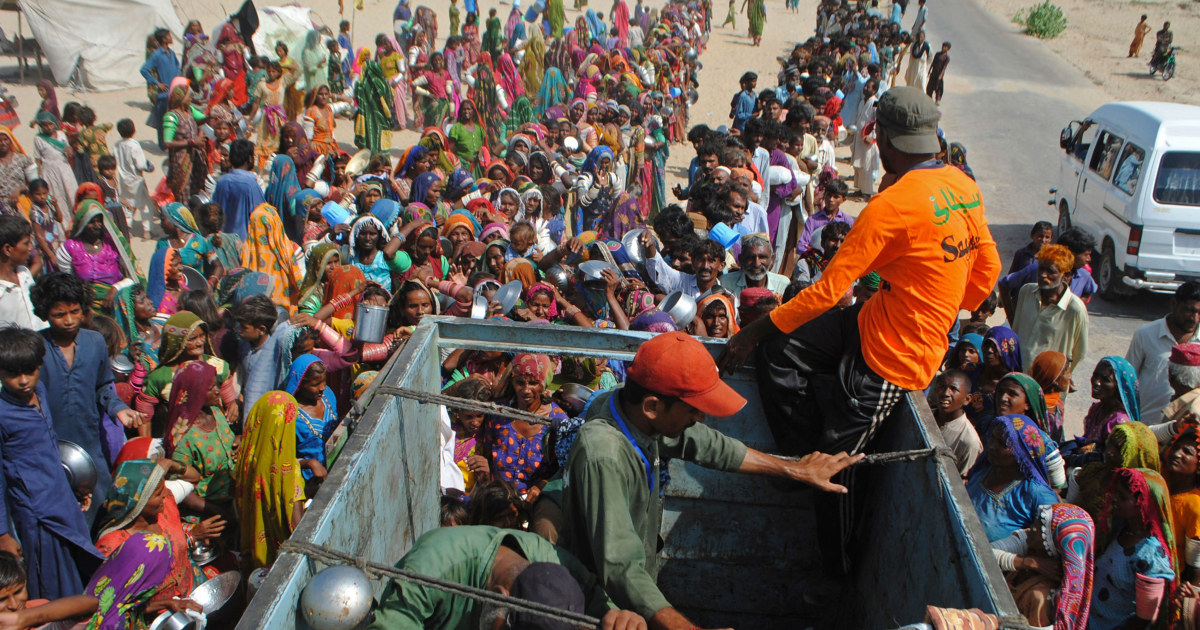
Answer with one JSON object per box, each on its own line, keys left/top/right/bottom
{"left": 746, "top": 268, "right": 767, "bottom": 282}
{"left": 477, "top": 603, "right": 510, "bottom": 630}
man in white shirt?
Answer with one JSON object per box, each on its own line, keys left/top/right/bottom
{"left": 1011, "top": 245, "right": 1089, "bottom": 369}
{"left": 1126, "top": 281, "right": 1200, "bottom": 421}
{"left": 644, "top": 238, "right": 726, "bottom": 300}
{"left": 0, "top": 216, "right": 45, "bottom": 329}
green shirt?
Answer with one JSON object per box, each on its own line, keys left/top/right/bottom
{"left": 368, "top": 526, "right": 613, "bottom": 630}
{"left": 558, "top": 389, "right": 748, "bottom": 619}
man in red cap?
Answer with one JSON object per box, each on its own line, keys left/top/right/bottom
{"left": 1154, "top": 343, "right": 1200, "bottom": 444}
{"left": 558, "top": 331, "right": 860, "bottom": 630}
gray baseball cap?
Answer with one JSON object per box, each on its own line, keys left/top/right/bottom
{"left": 875, "top": 87, "right": 941, "bottom": 154}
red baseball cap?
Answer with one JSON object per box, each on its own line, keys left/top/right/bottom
{"left": 626, "top": 332, "right": 747, "bottom": 417}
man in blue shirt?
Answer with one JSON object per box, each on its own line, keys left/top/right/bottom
{"left": 30, "top": 274, "right": 143, "bottom": 525}
{"left": 1000, "top": 227, "right": 1098, "bottom": 321}
{"left": 139, "top": 28, "right": 180, "bottom": 149}
{"left": 729, "top": 71, "right": 758, "bottom": 133}
{"left": 234, "top": 295, "right": 295, "bottom": 420}
{"left": 213, "top": 139, "right": 266, "bottom": 239}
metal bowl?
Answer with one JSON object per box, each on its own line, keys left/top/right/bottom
{"left": 470, "top": 294, "right": 489, "bottom": 320}
{"left": 189, "top": 570, "right": 241, "bottom": 615}
{"left": 557, "top": 383, "right": 594, "bottom": 417}
{"left": 621, "top": 228, "right": 659, "bottom": 266}
{"left": 545, "top": 264, "right": 571, "bottom": 291}
{"left": 148, "top": 611, "right": 197, "bottom": 630}
{"left": 189, "top": 539, "right": 221, "bottom": 567}
{"left": 111, "top": 354, "right": 135, "bottom": 376}
{"left": 494, "top": 280, "right": 523, "bottom": 315}
{"left": 578, "top": 260, "right": 619, "bottom": 284}
{"left": 300, "top": 565, "right": 374, "bottom": 630}
{"left": 659, "top": 291, "right": 697, "bottom": 328}
{"left": 562, "top": 136, "right": 580, "bottom": 154}
{"left": 58, "top": 441, "right": 98, "bottom": 497}
{"left": 180, "top": 266, "right": 208, "bottom": 293}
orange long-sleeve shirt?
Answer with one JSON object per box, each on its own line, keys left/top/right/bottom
{"left": 769, "top": 164, "right": 1002, "bottom": 390}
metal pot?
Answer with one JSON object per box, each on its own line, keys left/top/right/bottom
{"left": 111, "top": 354, "right": 135, "bottom": 377}
{"left": 557, "top": 383, "right": 594, "bottom": 417}
{"left": 545, "top": 264, "right": 571, "bottom": 291}
{"left": 58, "top": 441, "right": 98, "bottom": 498}
{"left": 300, "top": 565, "right": 374, "bottom": 630}
{"left": 659, "top": 291, "right": 698, "bottom": 328}
{"left": 353, "top": 303, "right": 389, "bottom": 344}
{"left": 147, "top": 611, "right": 196, "bottom": 630}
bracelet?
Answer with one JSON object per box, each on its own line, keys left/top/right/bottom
{"left": 564, "top": 306, "right": 581, "bottom": 317}
{"left": 330, "top": 294, "right": 354, "bottom": 313}
{"left": 438, "top": 280, "right": 465, "bottom": 296}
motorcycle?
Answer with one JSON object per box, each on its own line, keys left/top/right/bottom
{"left": 1149, "top": 46, "right": 1177, "bottom": 81}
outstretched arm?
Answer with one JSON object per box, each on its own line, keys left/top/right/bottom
{"left": 737, "top": 448, "right": 864, "bottom": 493}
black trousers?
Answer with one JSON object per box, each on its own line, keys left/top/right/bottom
{"left": 755, "top": 303, "right": 908, "bottom": 574}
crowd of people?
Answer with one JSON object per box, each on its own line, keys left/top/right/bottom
{"left": 0, "top": 0, "right": 1194, "bottom": 628}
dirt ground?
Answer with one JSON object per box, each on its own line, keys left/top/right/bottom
{"left": 976, "top": 0, "right": 1198, "bottom": 103}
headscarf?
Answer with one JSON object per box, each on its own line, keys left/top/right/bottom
{"left": 232, "top": 271, "right": 279, "bottom": 306}
{"left": 419, "top": 127, "right": 460, "bottom": 173}
{"left": 159, "top": 311, "right": 213, "bottom": 366}
{"left": 74, "top": 182, "right": 105, "bottom": 207}
{"left": 996, "top": 373, "right": 1049, "bottom": 434}
{"left": 284, "top": 353, "right": 332, "bottom": 400}
{"left": 1099, "top": 356, "right": 1141, "bottom": 423}
{"left": 36, "top": 79, "right": 59, "bottom": 120}
{"left": 1036, "top": 503, "right": 1095, "bottom": 630}
{"left": 0, "top": 127, "right": 24, "bottom": 154}
{"left": 1100, "top": 468, "right": 1178, "bottom": 597}
{"left": 113, "top": 437, "right": 165, "bottom": 468}
{"left": 324, "top": 265, "right": 367, "bottom": 319}
{"left": 983, "top": 326, "right": 1022, "bottom": 373}
{"left": 1031, "top": 350, "right": 1069, "bottom": 410}
{"left": 512, "top": 353, "right": 554, "bottom": 387}
{"left": 266, "top": 155, "right": 303, "bottom": 232}
{"left": 163, "top": 360, "right": 218, "bottom": 456}
{"left": 503, "top": 258, "right": 537, "bottom": 289}
{"left": 623, "top": 288, "right": 657, "bottom": 318}
{"left": 1074, "top": 421, "right": 1161, "bottom": 519}
{"left": 242, "top": 204, "right": 304, "bottom": 309}
{"left": 581, "top": 145, "right": 614, "bottom": 178}
{"left": 371, "top": 198, "right": 402, "bottom": 230}
{"left": 82, "top": 531, "right": 175, "bottom": 630}
{"left": 519, "top": 26, "right": 546, "bottom": 96}
{"left": 481, "top": 222, "right": 509, "bottom": 242}
{"left": 524, "top": 282, "right": 558, "bottom": 319}
{"left": 697, "top": 293, "right": 740, "bottom": 337}
{"left": 411, "top": 172, "right": 442, "bottom": 206}
{"left": 235, "top": 391, "right": 305, "bottom": 570}
{"left": 394, "top": 145, "right": 430, "bottom": 179}
{"left": 161, "top": 202, "right": 199, "bottom": 236}
{"left": 949, "top": 142, "right": 976, "bottom": 180}
{"left": 298, "top": 242, "right": 340, "bottom": 307}
{"left": 971, "top": 414, "right": 1051, "bottom": 490}
{"left": 630, "top": 309, "right": 677, "bottom": 333}
{"left": 96, "top": 459, "right": 167, "bottom": 539}
{"left": 535, "top": 68, "right": 570, "bottom": 116}
{"left": 442, "top": 211, "right": 478, "bottom": 240}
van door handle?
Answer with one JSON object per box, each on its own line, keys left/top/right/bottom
{"left": 1082, "top": 179, "right": 1087, "bottom": 193}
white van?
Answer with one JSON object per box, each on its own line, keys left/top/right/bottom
{"left": 1053, "top": 101, "right": 1200, "bottom": 298}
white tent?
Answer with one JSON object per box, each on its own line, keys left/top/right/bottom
{"left": 17, "top": 0, "right": 185, "bottom": 91}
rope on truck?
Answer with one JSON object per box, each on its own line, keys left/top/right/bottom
{"left": 280, "top": 540, "right": 603, "bottom": 629}
{"left": 377, "top": 385, "right": 555, "bottom": 426}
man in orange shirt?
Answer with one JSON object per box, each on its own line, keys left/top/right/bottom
{"left": 718, "top": 87, "right": 1002, "bottom": 573}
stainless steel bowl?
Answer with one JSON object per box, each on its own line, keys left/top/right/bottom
{"left": 545, "top": 264, "right": 571, "bottom": 291}
{"left": 562, "top": 136, "right": 580, "bottom": 154}
{"left": 557, "top": 383, "right": 594, "bottom": 417}
{"left": 470, "top": 294, "right": 489, "bottom": 320}
{"left": 621, "top": 228, "right": 650, "bottom": 266}
{"left": 111, "top": 354, "right": 135, "bottom": 376}
{"left": 189, "top": 570, "right": 241, "bottom": 615}
{"left": 148, "top": 611, "right": 197, "bottom": 630}
{"left": 494, "top": 280, "right": 523, "bottom": 315}
{"left": 578, "top": 260, "right": 619, "bottom": 284}
{"left": 58, "top": 441, "right": 98, "bottom": 497}
{"left": 300, "top": 565, "right": 374, "bottom": 630}
{"left": 189, "top": 539, "right": 220, "bottom": 567}
{"left": 180, "top": 266, "right": 208, "bottom": 293}
{"left": 659, "top": 291, "right": 698, "bottom": 328}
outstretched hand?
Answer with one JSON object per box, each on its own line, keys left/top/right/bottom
{"left": 716, "top": 316, "right": 774, "bottom": 375}
{"left": 783, "top": 451, "right": 865, "bottom": 493}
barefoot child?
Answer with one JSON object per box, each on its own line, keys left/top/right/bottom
{"left": 113, "top": 119, "right": 156, "bottom": 238}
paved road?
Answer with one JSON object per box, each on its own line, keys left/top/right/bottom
{"left": 923, "top": 0, "right": 1171, "bottom": 432}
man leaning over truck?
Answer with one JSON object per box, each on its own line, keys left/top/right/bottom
{"left": 558, "top": 331, "right": 861, "bottom": 630}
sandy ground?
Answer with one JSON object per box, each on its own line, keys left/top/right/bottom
{"left": 975, "top": 0, "right": 1198, "bottom": 104}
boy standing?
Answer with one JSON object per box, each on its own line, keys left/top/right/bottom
{"left": 797, "top": 179, "right": 854, "bottom": 252}
{"left": 31, "top": 273, "right": 143, "bottom": 524}
{"left": 0, "top": 216, "right": 44, "bottom": 329}
{"left": 112, "top": 119, "right": 155, "bottom": 239}
{"left": 729, "top": 72, "right": 758, "bottom": 133}
{"left": 0, "top": 327, "right": 104, "bottom": 598}
{"left": 932, "top": 370, "right": 982, "bottom": 478}
{"left": 234, "top": 295, "right": 294, "bottom": 418}
{"left": 1008, "top": 221, "right": 1053, "bottom": 274}
{"left": 925, "top": 41, "right": 951, "bottom": 105}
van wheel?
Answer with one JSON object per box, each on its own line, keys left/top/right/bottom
{"left": 1057, "top": 202, "right": 1071, "bottom": 234}
{"left": 1096, "top": 240, "right": 1127, "bottom": 300}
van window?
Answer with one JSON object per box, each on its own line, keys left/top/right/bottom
{"left": 1113, "top": 143, "right": 1146, "bottom": 196}
{"left": 1088, "top": 131, "right": 1124, "bottom": 181}
{"left": 1154, "top": 152, "right": 1200, "bottom": 206}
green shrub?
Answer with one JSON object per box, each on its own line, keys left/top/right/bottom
{"left": 1013, "top": 1, "right": 1068, "bottom": 39}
